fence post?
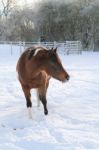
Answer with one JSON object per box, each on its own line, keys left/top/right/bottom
{"left": 19, "top": 41, "right": 22, "bottom": 54}
{"left": 11, "top": 42, "right": 13, "bottom": 55}
{"left": 54, "top": 41, "right": 57, "bottom": 48}
{"left": 23, "top": 41, "right": 26, "bottom": 50}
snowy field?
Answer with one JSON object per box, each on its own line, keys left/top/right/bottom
{"left": 0, "top": 45, "right": 99, "bottom": 150}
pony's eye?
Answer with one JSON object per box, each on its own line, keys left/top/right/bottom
{"left": 50, "top": 54, "right": 57, "bottom": 63}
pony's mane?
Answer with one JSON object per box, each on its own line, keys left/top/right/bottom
{"left": 28, "top": 48, "right": 36, "bottom": 59}
{"left": 28, "top": 46, "right": 48, "bottom": 60}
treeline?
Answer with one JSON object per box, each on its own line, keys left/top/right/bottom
{"left": 0, "top": 0, "right": 99, "bottom": 49}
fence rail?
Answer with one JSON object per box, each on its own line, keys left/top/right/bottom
{"left": 0, "top": 41, "right": 82, "bottom": 55}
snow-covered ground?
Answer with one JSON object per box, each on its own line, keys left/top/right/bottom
{"left": 0, "top": 45, "right": 99, "bottom": 150}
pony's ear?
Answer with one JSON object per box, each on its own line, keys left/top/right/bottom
{"left": 51, "top": 47, "right": 57, "bottom": 53}
{"left": 54, "top": 47, "right": 57, "bottom": 53}
{"left": 51, "top": 47, "right": 54, "bottom": 51}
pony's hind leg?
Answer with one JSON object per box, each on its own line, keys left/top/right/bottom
{"left": 22, "top": 86, "right": 33, "bottom": 119}
{"left": 37, "top": 88, "right": 48, "bottom": 115}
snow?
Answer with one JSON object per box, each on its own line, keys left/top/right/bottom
{"left": 0, "top": 44, "right": 99, "bottom": 150}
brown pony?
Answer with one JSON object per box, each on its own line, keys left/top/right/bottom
{"left": 16, "top": 45, "right": 70, "bottom": 118}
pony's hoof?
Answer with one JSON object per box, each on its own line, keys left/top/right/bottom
{"left": 44, "top": 110, "right": 48, "bottom": 115}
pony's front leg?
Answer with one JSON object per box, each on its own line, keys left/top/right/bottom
{"left": 36, "top": 89, "right": 41, "bottom": 107}
{"left": 40, "top": 96, "right": 48, "bottom": 115}
{"left": 37, "top": 88, "right": 48, "bottom": 115}
{"left": 22, "top": 86, "right": 33, "bottom": 119}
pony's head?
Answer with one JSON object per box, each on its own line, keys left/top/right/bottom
{"left": 46, "top": 47, "right": 70, "bottom": 82}
{"left": 28, "top": 46, "right": 70, "bottom": 82}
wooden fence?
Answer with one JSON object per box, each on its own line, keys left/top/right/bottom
{"left": 0, "top": 41, "right": 82, "bottom": 55}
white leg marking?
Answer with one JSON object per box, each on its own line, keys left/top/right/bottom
{"left": 36, "top": 90, "right": 40, "bottom": 107}
{"left": 37, "top": 98, "right": 40, "bottom": 107}
{"left": 28, "top": 107, "right": 33, "bottom": 119}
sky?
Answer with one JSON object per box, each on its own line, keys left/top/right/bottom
{"left": 17, "top": 0, "right": 78, "bottom": 6}
{"left": 0, "top": 0, "right": 41, "bottom": 7}
{"left": 17, "top": 0, "right": 41, "bottom": 6}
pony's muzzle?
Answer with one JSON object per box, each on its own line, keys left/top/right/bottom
{"left": 62, "top": 74, "right": 70, "bottom": 83}
{"left": 67, "top": 75, "right": 70, "bottom": 81}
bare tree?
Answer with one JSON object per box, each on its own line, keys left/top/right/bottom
{"left": 1, "top": 0, "right": 17, "bottom": 18}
